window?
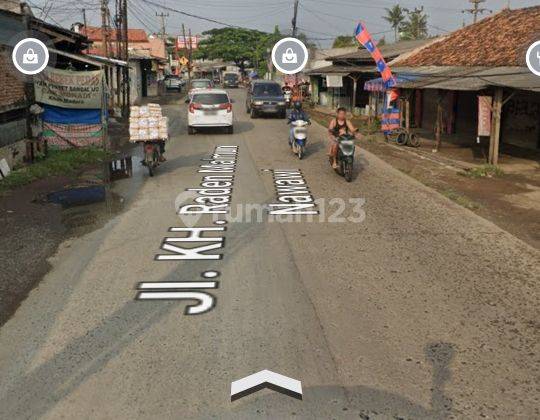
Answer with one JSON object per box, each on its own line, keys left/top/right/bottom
{"left": 192, "top": 80, "right": 212, "bottom": 89}
{"left": 192, "top": 93, "right": 229, "bottom": 105}
{"left": 253, "top": 84, "right": 281, "bottom": 96}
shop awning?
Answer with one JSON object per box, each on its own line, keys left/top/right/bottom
{"left": 364, "top": 74, "right": 421, "bottom": 92}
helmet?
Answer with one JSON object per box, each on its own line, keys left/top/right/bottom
{"left": 293, "top": 101, "right": 302, "bottom": 110}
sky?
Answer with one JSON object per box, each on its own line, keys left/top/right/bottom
{"left": 29, "top": 0, "right": 540, "bottom": 47}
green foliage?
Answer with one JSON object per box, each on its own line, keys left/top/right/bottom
{"left": 195, "top": 26, "right": 283, "bottom": 74}
{"left": 399, "top": 7, "right": 429, "bottom": 40}
{"left": 0, "top": 147, "right": 109, "bottom": 192}
{"left": 383, "top": 4, "right": 406, "bottom": 41}
{"left": 194, "top": 26, "right": 315, "bottom": 76}
{"left": 460, "top": 165, "right": 505, "bottom": 179}
{"left": 441, "top": 189, "right": 480, "bottom": 210}
{"left": 332, "top": 35, "right": 356, "bottom": 48}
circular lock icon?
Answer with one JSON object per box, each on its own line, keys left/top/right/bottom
{"left": 272, "top": 38, "right": 308, "bottom": 75}
{"left": 12, "top": 38, "right": 49, "bottom": 75}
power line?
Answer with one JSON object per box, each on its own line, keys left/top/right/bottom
{"left": 140, "top": 0, "right": 261, "bottom": 30}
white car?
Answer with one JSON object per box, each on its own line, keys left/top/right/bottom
{"left": 187, "top": 79, "right": 213, "bottom": 98}
{"left": 187, "top": 89, "right": 234, "bottom": 134}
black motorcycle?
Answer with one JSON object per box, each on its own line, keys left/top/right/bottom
{"left": 329, "top": 133, "right": 355, "bottom": 182}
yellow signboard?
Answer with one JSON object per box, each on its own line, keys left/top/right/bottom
{"left": 179, "top": 56, "right": 189, "bottom": 66}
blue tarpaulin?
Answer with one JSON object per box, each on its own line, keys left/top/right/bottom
{"left": 43, "top": 105, "right": 102, "bottom": 124}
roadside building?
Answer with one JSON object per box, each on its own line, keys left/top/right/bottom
{"left": 385, "top": 6, "right": 540, "bottom": 164}
{"left": 0, "top": 3, "right": 105, "bottom": 165}
{"left": 80, "top": 26, "right": 167, "bottom": 104}
{"left": 306, "top": 40, "right": 437, "bottom": 113}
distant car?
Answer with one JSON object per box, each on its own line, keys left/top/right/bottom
{"left": 187, "top": 89, "right": 233, "bottom": 134}
{"left": 223, "top": 72, "right": 239, "bottom": 88}
{"left": 246, "top": 80, "right": 286, "bottom": 118}
{"left": 188, "top": 79, "right": 213, "bottom": 97}
{"left": 213, "top": 75, "right": 221, "bottom": 85}
{"left": 164, "top": 75, "right": 184, "bottom": 91}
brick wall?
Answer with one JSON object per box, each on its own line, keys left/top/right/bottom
{"left": 0, "top": 45, "right": 27, "bottom": 161}
{"left": 0, "top": 45, "right": 26, "bottom": 110}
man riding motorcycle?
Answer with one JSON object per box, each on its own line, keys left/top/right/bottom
{"left": 288, "top": 101, "right": 310, "bottom": 145}
{"left": 327, "top": 107, "right": 358, "bottom": 168}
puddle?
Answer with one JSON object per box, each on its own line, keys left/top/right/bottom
{"left": 46, "top": 146, "right": 146, "bottom": 237}
{"left": 60, "top": 190, "right": 125, "bottom": 235}
{"left": 47, "top": 186, "right": 107, "bottom": 208}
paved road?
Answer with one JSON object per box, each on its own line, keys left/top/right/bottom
{"left": 1, "top": 89, "right": 538, "bottom": 419}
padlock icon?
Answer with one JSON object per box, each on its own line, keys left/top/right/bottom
{"left": 22, "top": 48, "right": 39, "bottom": 64}
{"left": 282, "top": 48, "right": 297, "bottom": 64}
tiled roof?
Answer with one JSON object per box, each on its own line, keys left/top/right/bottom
{"left": 330, "top": 39, "right": 437, "bottom": 62}
{"left": 396, "top": 6, "right": 540, "bottom": 67}
{"left": 82, "top": 26, "right": 149, "bottom": 43}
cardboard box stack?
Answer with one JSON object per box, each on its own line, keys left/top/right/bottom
{"left": 129, "top": 104, "right": 168, "bottom": 142}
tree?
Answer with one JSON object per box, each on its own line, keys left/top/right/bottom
{"left": 332, "top": 35, "right": 355, "bottom": 48}
{"left": 194, "top": 27, "right": 270, "bottom": 73}
{"left": 383, "top": 4, "right": 406, "bottom": 42}
{"left": 399, "top": 7, "right": 428, "bottom": 40}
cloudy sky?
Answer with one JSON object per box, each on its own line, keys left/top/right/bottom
{"left": 30, "top": 0, "right": 540, "bottom": 47}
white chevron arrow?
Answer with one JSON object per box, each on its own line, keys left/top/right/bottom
{"left": 230, "top": 370, "right": 302, "bottom": 401}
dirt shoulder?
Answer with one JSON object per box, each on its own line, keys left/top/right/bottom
{"left": 0, "top": 141, "right": 129, "bottom": 327}
{"left": 310, "top": 109, "right": 540, "bottom": 250}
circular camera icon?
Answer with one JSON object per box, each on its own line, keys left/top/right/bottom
{"left": 271, "top": 37, "right": 308, "bottom": 75}
{"left": 12, "top": 38, "right": 49, "bottom": 75}
{"left": 526, "top": 41, "right": 540, "bottom": 77}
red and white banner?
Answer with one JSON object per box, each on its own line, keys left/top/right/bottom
{"left": 478, "top": 96, "right": 492, "bottom": 137}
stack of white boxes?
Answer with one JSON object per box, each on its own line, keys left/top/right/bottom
{"left": 129, "top": 104, "right": 168, "bottom": 142}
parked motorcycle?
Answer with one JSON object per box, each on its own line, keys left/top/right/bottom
{"left": 289, "top": 119, "right": 309, "bottom": 159}
{"left": 330, "top": 133, "right": 355, "bottom": 182}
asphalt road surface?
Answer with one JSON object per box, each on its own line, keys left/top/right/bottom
{"left": 1, "top": 89, "right": 538, "bottom": 419}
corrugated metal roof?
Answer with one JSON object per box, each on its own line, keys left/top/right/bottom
{"left": 306, "top": 64, "right": 378, "bottom": 75}
{"left": 328, "top": 39, "right": 440, "bottom": 62}
{"left": 392, "top": 66, "right": 540, "bottom": 92}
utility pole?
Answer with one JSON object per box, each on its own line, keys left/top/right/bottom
{"left": 100, "top": 0, "right": 110, "bottom": 58}
{"left": 156, "top": 12, "right": 169, "bottom": 39}
{"left": 462, "top": 0, "right": 491, "bottom": 24}
{"left": 291, "top": 0, "right": 299, "bottom": 36}
{"left": 82, "top": 8, "right": 88, "bottom": 53}
{"left": 115, "top": 0, "right": 129, "bottom": 116}
{"left": 291, "top": 0, "right": 299, "bottom": 93}
{"left": 188, "top": 28, "right": 194, "bottom": 82}
{"left": 182, "top": 24, "right": 191, "bottom": 85}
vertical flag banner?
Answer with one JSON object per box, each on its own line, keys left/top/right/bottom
{"left": 355, "top": 22, "right": 396, "bottom": 88}
{"left": 355, "top": 22, "right": 399, "bottom": 133}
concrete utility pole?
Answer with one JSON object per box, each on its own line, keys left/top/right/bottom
{"left": 188, "top": 28, "right": 194, "bottom": 81}
{"left": 82, "top": 8, "right": 88, "bottom": 53}
{"left": 291, "top": 0, "right": 299, "bottom": 36}
{"left": 100, "top": 0, "right": 110, "bottom": 58}
{"left": 116, "top": 0, "right": 129, "bottom": 115}
{"left": 156, "top": 12, "right": 169, "bottom": 39}
{"left": 462, "top": 0, "right": 492, "bottom": 23}
{"left": 182, "top": 24, "right": 191, "bottom": 85}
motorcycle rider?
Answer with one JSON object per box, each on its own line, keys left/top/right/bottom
{"left": 288, "top": 101, "right": 310, "bottom": 145}
{"left": 327, "top": 107, "right": 358, "bottom": 168}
